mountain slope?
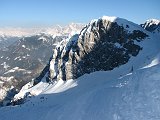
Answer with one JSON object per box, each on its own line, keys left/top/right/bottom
{"left": 0, "top": 23, "right": 84, "bottom": 106}
{"left": 13, "top": 16, "right": 160, "bottom": 102}
{"left": 0, "top": 35, "right": 19, "bottom": 49}
{"left": 48, "top": 16, "right": 155, "bottom": 81}
{"left": 0, "top": 16, "right": 160, "bottom": 120}
{"left": 0, "top": 33, "right": 65, "bottom": 105}
{"left": 0, "top": 57, "right": 160, "bottom": 120}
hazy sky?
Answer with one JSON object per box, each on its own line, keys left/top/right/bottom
{"left": 0, "top": 0, "right": 159, "bottom": 27}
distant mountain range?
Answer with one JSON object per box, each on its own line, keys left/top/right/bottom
{"left": 0, "top": 23, "right": 84, "bottom": 105}
{"left": 0, "top": 23, "right": 85, "bottom": 37}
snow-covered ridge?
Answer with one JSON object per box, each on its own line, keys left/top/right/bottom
{"left": 86, "top": 16, "right": 146, "bottom": 33}
{"left": 145, "top": 19, "right": 160, "bottom": 26}
{"left": 102, "top": 16, "right": 117, "bottom": 22}
{"left": 141, "top": 19, "right": 160, "bottom": 34}
{"left": 4, "top": 67, "right": 31, "bottom": 75}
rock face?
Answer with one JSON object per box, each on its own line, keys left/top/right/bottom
{"left": 141, "top": 19, "right": 160, "bottom": 34}
{"left": 49, "top": 17, "right": 148, "bottom": 81}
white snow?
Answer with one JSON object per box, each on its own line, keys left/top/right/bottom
{"left": 14, "top": 56, "right": 20, "bottom": 60}
{"left": 0, "top": 81, "right": 4, "bottom": 84}
{"left": 4, "top": 67, "right": 31, "bottom": 74}
{"left": 142, "top": 19, "right": 160, "bottom": 34}
{"left": 102, "top": 16, "right": 117, "bottom": 22}
{"left": 22, "top": 45, "right": 26, "bottom": 48}
{"left": 38, "top": 36, "right": 47, "bottom": 42}
{"left": 0, "top": 88, "right": 7, "bottom": 100}
{"left": 5, "top": 57, "right": 10, "bottom": 60}
{"left": 26, "top": 54, "right": 30, "bottom": 57}
{"left": 1, "top": 62, "right": 160, "bottom": 120}
{"left": 79, "top": 16, "right": 148, "bottom": 41}
{"left": 0, "top": 33, "right": 159, "bottom": 120}
{"left": 141, "top": 53, "right": 160, "bottom": 69}
{"left": 145, "top": 19, "right": 160, "bottom": 27}
{"left": 0, "top": 76, "right": 14, "bottom": 82}
{"left": 26, "top": 48, "right": 31, "bottom": 51}
{"left": 89, "top": 16, "right": 146, "bottom": 32}
{"left": 1, "top": 62, "right": 10, "bottom": 69}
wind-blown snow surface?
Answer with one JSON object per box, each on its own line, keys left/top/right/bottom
{"left": 1, "top": 38, "right": 160, "bottom": 120}
{"left": 0, "top": 63, "right": 160, "bottom": 120}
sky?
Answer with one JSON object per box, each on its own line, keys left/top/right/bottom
{"left": 0, "top": 0, "right": 159, "bottom": 27}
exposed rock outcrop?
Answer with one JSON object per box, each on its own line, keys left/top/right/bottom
{"left": 49, "top": 17, "right": 148, "bottom": 81}
{"left": 141, "top": 19, "right": 160, "bottom": 34}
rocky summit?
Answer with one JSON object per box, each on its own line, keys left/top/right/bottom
{"left": 141, "top": 19, "right": 160, "bottom": 34}
{"left": 48, "top": 16, "right": 148, "bottom": 81}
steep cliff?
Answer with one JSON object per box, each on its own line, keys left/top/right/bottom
{"left": 49, "top": 16, "right": 148, "bottom": 81}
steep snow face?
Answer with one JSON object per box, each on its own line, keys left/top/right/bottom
{"left": 141, "top": 19, "right": 160, "bottom": 34}
{"left": 48, "top": 16, "right": 151, "bottom": 81}
{"left": 0, "top": 60, "right": 160, "bottom": 120}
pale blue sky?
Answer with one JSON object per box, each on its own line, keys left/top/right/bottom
{"left": 0, "top": 0, "right": 159, "bottom": 27}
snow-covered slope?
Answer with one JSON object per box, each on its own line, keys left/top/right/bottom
{"left": 0, "top": 16, "right": 160, "bottom": 120}
{"left": 12, "top": 15, "right": 160, "bottom": 104}
{"left": 1, "top": 57, "right": 160, "bottom": 120}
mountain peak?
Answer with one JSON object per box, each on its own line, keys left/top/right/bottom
{"left": 146, "top": 19, "right": 160, "bottom": 25}
{"left": 141, "top": 19, "right": 160, "bottom": 34}
{"left": 87, "top": 16, "right": 146, "bottom": 34}
{"left": 102, "top": 16, "right": 117, "bottom": 21}
{"left": 48, "top": 16, "right": 149, "bottom": 81}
